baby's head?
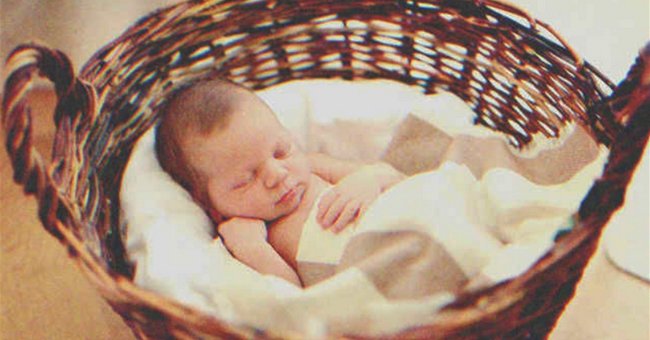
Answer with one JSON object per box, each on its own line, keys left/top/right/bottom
{"left": 156, "top": 78, "right": 311, "bottom": 223}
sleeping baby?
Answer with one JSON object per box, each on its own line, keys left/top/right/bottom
{"left": 155, "top": 77, "right": 405, "bottom": 287}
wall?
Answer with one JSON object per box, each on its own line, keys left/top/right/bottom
{"left": 1, "top": 0, "right": 176, "bottom": 79}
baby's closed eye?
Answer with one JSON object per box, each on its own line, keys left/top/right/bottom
{"left": 232, "top": 173, "right": 255, "bottom": 190}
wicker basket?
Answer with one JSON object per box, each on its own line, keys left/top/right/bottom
{"left": 2, "top": 0, "right": 648, "bottom": 338}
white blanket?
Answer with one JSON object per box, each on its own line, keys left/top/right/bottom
{"left": 121, "top": 81, "right": 607, "bottom": 336}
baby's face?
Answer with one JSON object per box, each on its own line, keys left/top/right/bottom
{"left": 189, "top": 92, "right": 311, "bottom": 221}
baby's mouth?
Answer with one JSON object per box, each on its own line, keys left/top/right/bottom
{"left": 276, "top": 185, "right": 303, "bottom": 206}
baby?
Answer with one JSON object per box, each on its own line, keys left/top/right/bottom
{"left": 156, "top": 78, "right": 404, "bottom": 286}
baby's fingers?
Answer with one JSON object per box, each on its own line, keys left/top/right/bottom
{"left": 357, "top": 202, "right": 369, "bottom": 222}
{"left": 330, "top": 201, "right": 361, "bottom": 233}
{"left": 317, "top": 189, "right": 337, "bottom": 223}
{"left": 319, "top": 195, "right": 349, "bottom": 229}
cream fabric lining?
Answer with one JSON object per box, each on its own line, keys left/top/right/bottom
{"left": 122, "top": 79, "right": 607, "bottom": 337}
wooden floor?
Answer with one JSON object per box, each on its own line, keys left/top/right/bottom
{"left": 1, "top": 89, "right": 648, "bottom": 339}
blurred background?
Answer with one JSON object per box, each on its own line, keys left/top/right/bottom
{"left": 1, "top": 0, "right": 648, "bottom": 339}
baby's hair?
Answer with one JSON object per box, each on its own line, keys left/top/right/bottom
{"left": 155, "top": 77, "right": 250, "bottom": 208}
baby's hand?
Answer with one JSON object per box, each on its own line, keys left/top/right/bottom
{"left": 317, "top": 163, "right": 404, "bottom": 233}
{"left": 217, "top": 217, "right": 267, "bottom": 254}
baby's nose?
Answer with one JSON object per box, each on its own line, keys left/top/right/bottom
{"left": 262, "top": 159, "right": 288, "bottom": 188}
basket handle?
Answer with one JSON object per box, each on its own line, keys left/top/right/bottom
{"left": 2, "top": 43, "right": 97, "bottom": 239}
{"left": 607, "top": 42, "right": 650, "bottom": 125}
{"left": 579, "top": 42, "right": 650, "bottom": 223}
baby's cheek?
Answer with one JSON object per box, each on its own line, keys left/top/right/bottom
{"left": 219, "top": 196, "right": 247, "bottom": 218}
{"left": 294, "top": 157, "right": 311, "bottom": 178}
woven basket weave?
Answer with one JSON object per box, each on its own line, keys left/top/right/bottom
{"left": 2, "top": 0, "right": 648, "bottom": 338}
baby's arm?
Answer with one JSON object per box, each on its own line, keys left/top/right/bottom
{"left": 309, "top": 153, "right": 405, "bottom": 232}
{"left": 309, "top": 153, "right": 404, "bottom": 191}
{"left": 308, "top": 153, "right": 365, "bottom": 184}
{"left": 217, "top": 217, "right": 302, "bottom": 286}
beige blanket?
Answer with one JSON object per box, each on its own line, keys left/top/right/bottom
{"left": 294, "top": 111, "right": 607, "bottom": 305}
{"left": 297, "top": 163, "right": 501, "bottom": 294}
